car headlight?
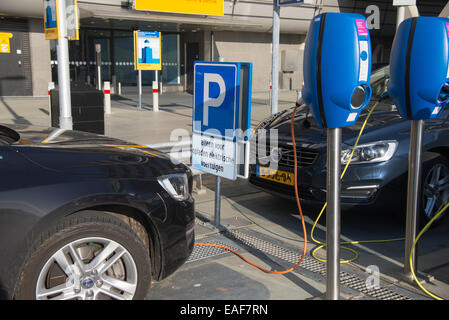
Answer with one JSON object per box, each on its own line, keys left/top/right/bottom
{"left": 157, "top": 173, "right": 189, "bottom": 201}
{"left": 341, "top": 140, "right": 398, "bottom": 165}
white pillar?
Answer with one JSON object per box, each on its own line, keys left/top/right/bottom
{"left": 104, "top": 81, "right": 111, "bottom": 114}
{"left": 396, "top": 6, "right": 406, "bottom": 30}
{"left": 48, "top": 81, "right": 55, "bottom": 126}
{"left": 152, "top": 80, "right": 159, "bottom": 112}
{"left": 439, "top": 2, "right": 449, "bottom": 17}
{"left": 56, "top": 0, "right": 72, "bottom": 130}
{"left": 271, "top": 0, "right": 280, "bottom": 115}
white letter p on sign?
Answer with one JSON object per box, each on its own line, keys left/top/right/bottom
{"left": 203, "top": 73, "right": 226, "bottom": 126}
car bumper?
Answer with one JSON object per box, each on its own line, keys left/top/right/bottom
{"left": 248, "top": 160, "right": 405, "bottom": 209}
{"left": 156, "top": 195, "right": 195, "bottom": 280}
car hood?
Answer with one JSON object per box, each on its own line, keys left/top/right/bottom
{"left": 5, "top": 124, "right": 144, "bottom": 148}
{"left": 262, "top": 104, "right": 410, "bottom": 148}
{"left": 3, "top": 123, "right": 186, "bottom": 177}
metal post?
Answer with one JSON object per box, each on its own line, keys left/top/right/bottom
{"left": 214, "top": 176, "right": 221, "bottom": 227}
{"left": 270, "top": 0, "right": 280, "bottom": 115}
{"left": 211, "top": 31, "right": 215, "bottom": 61}
{"left": 138, "top": 70, "right": 142, "bottom": 109}
{"left": 404, "top": 119, "right": 424, "bottom": 280}
{"left": 326, "top": 127, "right": 341, "bottom": 300}
{"left": 56, "top": 0, "right": 72, "bottom": 130}
{"left": 96, "top": 44, "right": 102, "bottom": 91}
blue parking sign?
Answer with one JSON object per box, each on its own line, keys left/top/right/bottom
{"left": 193, "top": 62, "right": 239, "bottom": 140}
{"left": 192, "top": 61, "right": 252, "bottom": 180}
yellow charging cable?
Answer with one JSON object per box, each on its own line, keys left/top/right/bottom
{"left": 310, "top": 100, "right": 405, "bottom": 264}
{"left": 310, "top": 99, "right": 449, "bottom": 300}
{"left": 409, "top": 196, "right": 449, "bottom": 300}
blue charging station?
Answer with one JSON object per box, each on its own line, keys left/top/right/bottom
{"left": 302, "top": 13, "right": 372, "bottom": 300}
{"left": 303, "top": 13, "right": 372, "bottom": 128}
{"left": 387, "top": 16, "right": 449, "bottom": 282}
{"left": 389, "top": 17, "right": 449, "bottom": 120}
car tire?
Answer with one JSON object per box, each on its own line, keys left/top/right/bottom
{"left": 15, "top": 211, "right": 152, "bottom": 300}
{"left": 419, "top": 155, "right": 449, "bottom": 228}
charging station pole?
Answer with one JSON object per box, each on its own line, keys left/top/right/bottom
{"left": 302, "top": 13, "right": 373, "bottom": 300}
{"left": 326, "top": 127, "right": 341, "bottom": 300}
{"left": 387, "top": 16, "right": 449, "bottom": 285}
{"left": 403, "top": 119, "right": 424, "bottom": 279}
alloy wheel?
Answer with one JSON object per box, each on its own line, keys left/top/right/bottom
{"left": 35, "top": 237, "right": 138, "bottom": 300}
{"left": 422, "top": 163, "right": 449, "bottom": 222}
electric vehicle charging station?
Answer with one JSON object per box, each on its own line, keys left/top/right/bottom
{"left": 387, "top": 16, "right": 449, "bottom": 282}
{"left": 302, "top": 13, "right": 372, "bottom": 300}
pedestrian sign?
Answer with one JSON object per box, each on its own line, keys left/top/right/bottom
{"left": 43, "top": 0, "right": 79, "bottom": 40}
{"left": 43, "top": 0, "right": 59, "bottom": 40}
{"left": 133, "top": 31, "right": 162, "bottom": 71}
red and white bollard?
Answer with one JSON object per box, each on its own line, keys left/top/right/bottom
{"left": 152, "top": 80, "right": 159, "bottom": 112}
{"left": 104, "top": 81, "right": 111, "bottom": 114}
{"left": 269, "top": 81, "right": 272, "bottom": 106}
{"left": 48, "top": 82, "right": 55, "bottom": 125}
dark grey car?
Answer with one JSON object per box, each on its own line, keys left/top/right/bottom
{"left": 249, "top": 66, "right": 449, "bottom": 226}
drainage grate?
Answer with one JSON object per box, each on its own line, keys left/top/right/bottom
{"left": 187, "top": 241, "right": 239, "bottom": 263}
{"left": 222, "top": 229, "right": 412, "bottom": 300}
{"left": 189, "top": 219, "right": 413, "bottom": 300}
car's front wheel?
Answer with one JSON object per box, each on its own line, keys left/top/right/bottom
{"left": 420, "top": 155, "right": 449, "bottom": 227}
{"left": 15, "top": 211, "right": 152, "bottom": 300}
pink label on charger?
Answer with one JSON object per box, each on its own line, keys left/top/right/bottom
{"left": 355, "top": 19, "right": 368, "bottom": 37}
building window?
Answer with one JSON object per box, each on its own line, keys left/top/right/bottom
{"left": 161, "top": 33, "right": 180, "bottom": 84}
{"left": 59, "top": 29, "right": 180, "bottom": 87}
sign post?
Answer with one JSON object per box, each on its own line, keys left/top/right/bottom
{"left": 95, "top": 44, "right": 102, "bottom": 91}
{"left": 271, "top": 0, "right": 280, "bottom": 115}
{"left": 43, "top": 0, "right": 79, "bottom": 130}
{"left": 192, "top": 61, "right": 253, "bottom": 227}
{"left": 133, "top": 30, "right": 162, "bottom": 111}
{"left": 273, "top": 0, "right": 316, "bottom": 115}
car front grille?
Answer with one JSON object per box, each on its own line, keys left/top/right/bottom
{"left": 251, "top": 141, "right": 320, "bottom": 169}
{"left": 277, "top": 146, "right": 319, "bottom": 168}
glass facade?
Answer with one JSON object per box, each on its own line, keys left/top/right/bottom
{"left": 51, "top": 28, "right": 180, "bottom": 87}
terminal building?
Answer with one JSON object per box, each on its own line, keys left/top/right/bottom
{"left": 0, "top": 0, "right": 446, "bottom": 97}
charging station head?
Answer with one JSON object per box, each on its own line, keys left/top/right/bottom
{"left": 388, "top": 17, "right": 449, "bottom": 120}
{"left": 302, "top": 13, "right": 372, "bottom": 129}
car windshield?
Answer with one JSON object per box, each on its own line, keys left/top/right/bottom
{"left": 0, "top": 125, "right": 20, "bottom": 145}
